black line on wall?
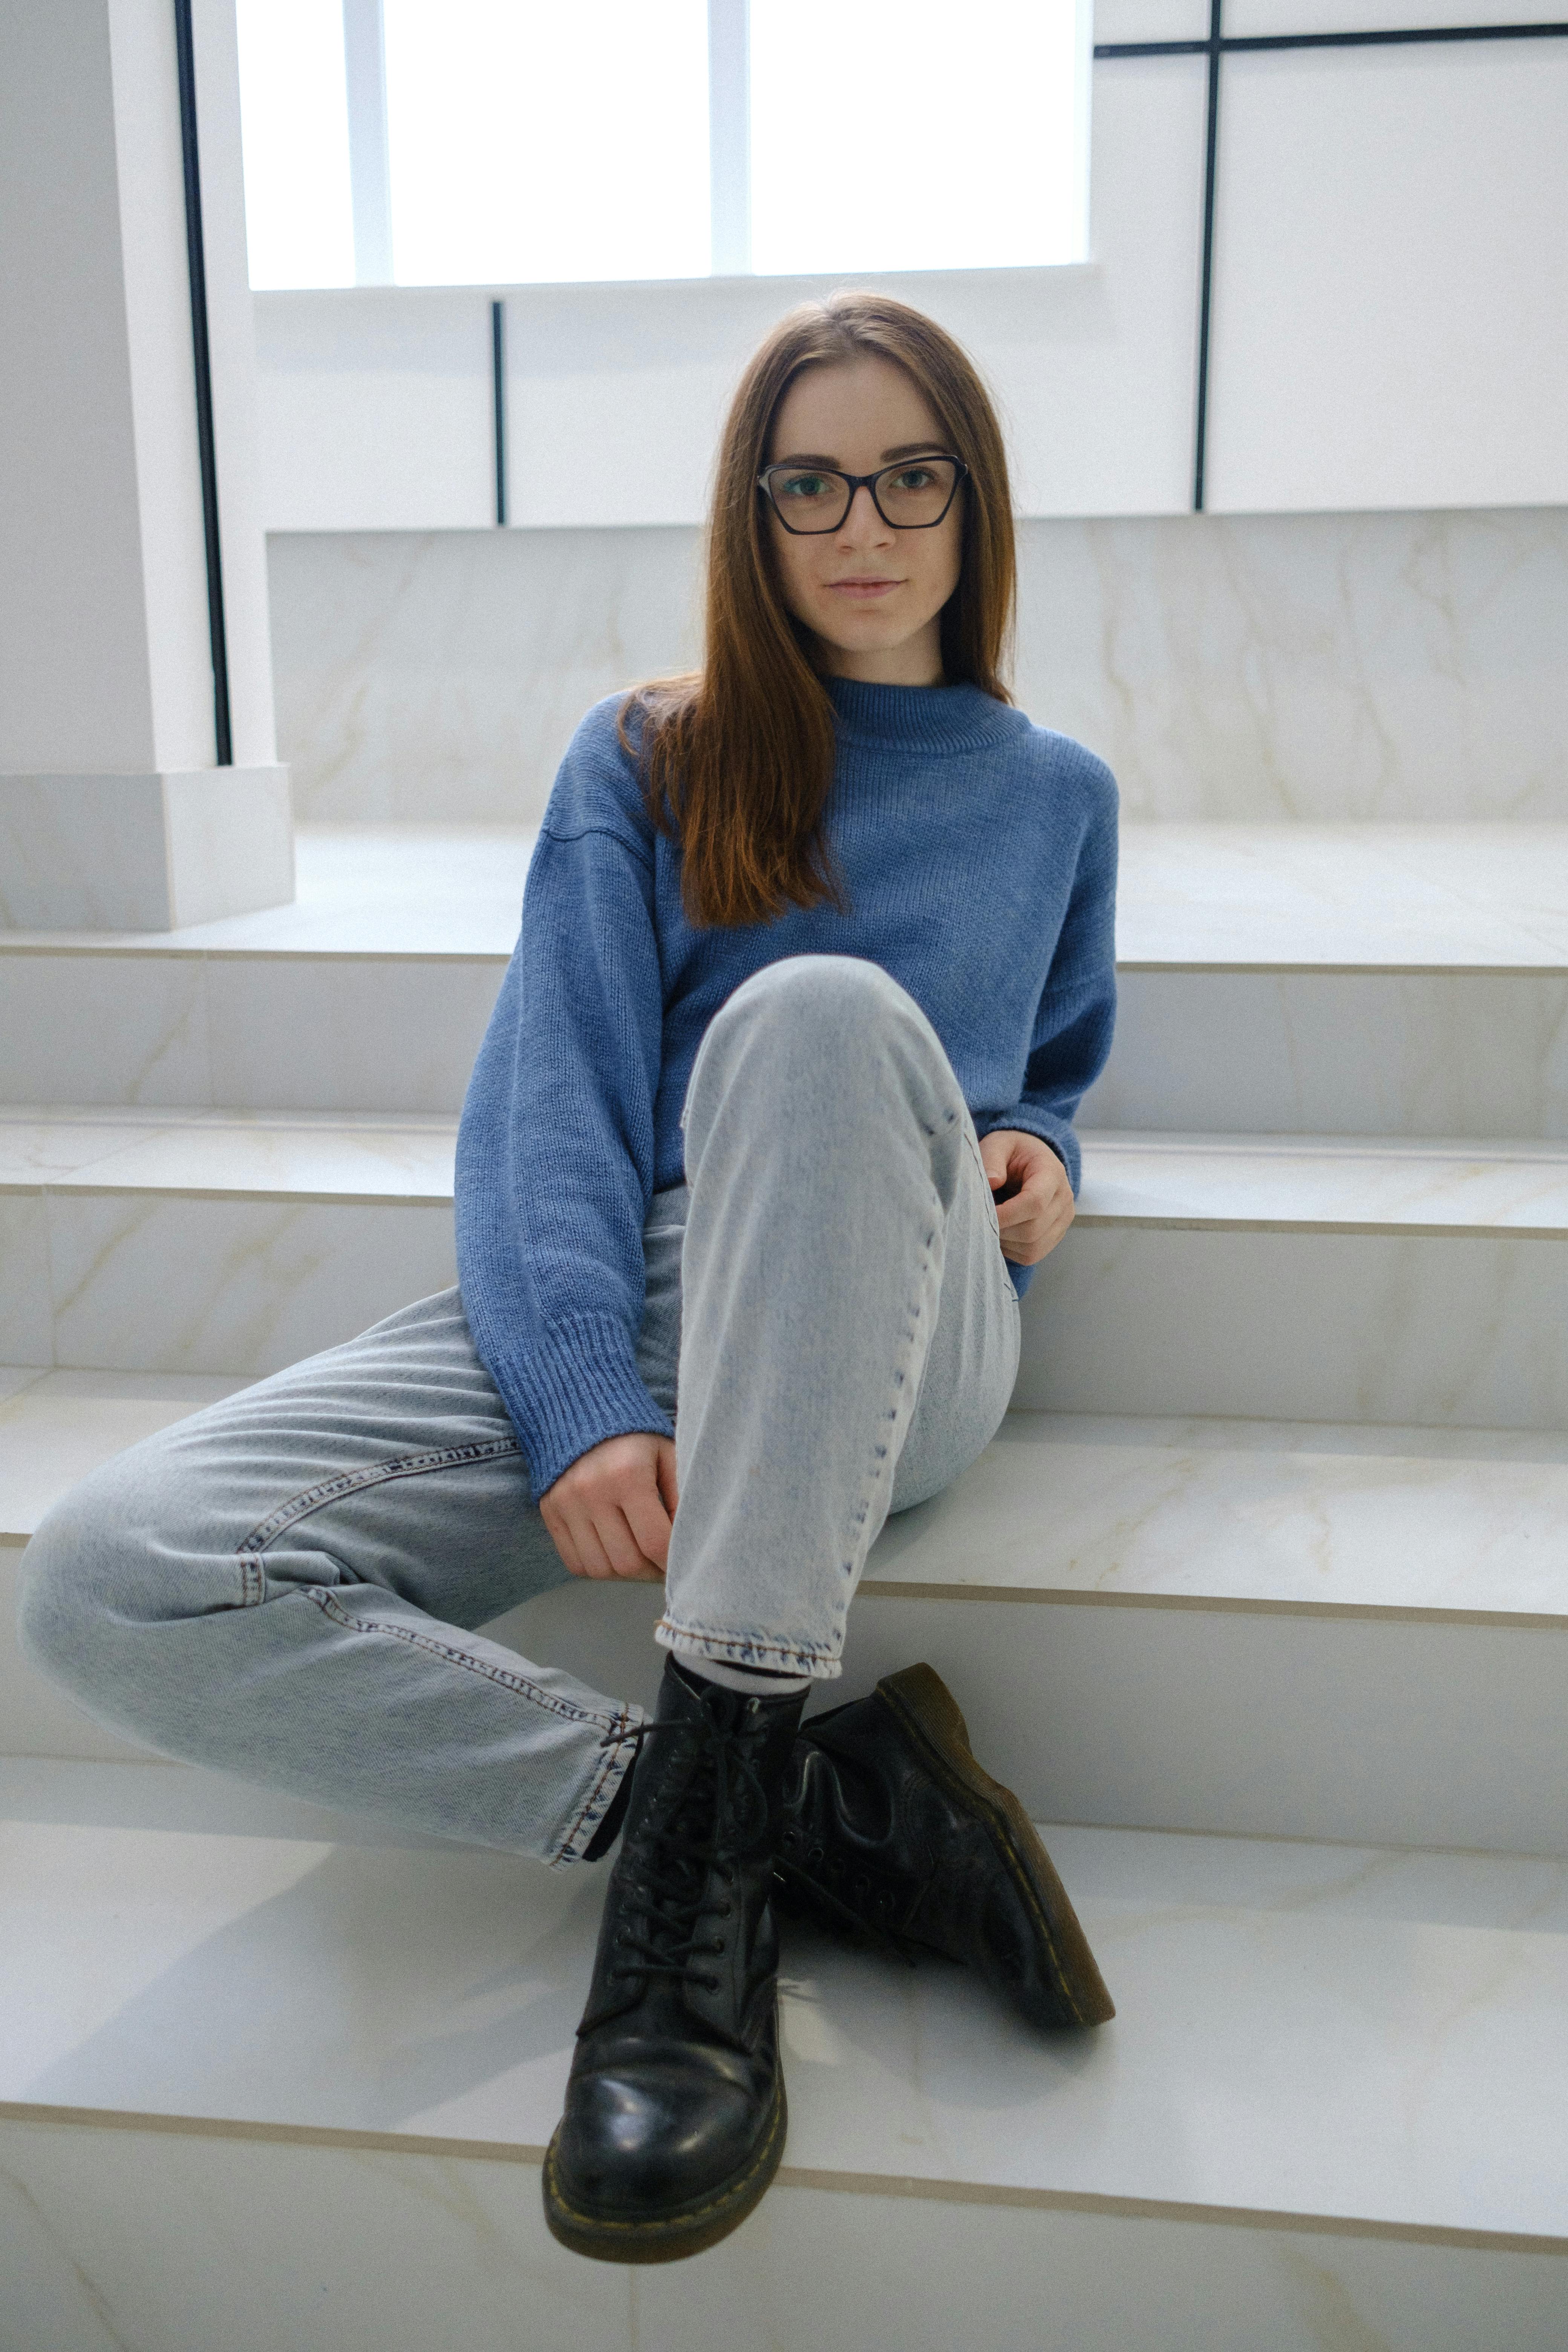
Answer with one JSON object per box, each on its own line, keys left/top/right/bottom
{"left": 1095, "top": 18, "right": 1568, "bottom": 61}
{"left": 173, "top": 0, "right": 232, "bottom": 766}
{"left": 1193, "top": 0, "right": 1223, "bottom": 513}
{"left": 492, "top": 300, "right": 508, "bottom": 527}
{"left": 1094, "top": 13, "right": 1568, "bottom": 511}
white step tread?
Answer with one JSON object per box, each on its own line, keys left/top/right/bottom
{"left": 7, "top": 1108, "right": 1568, "bottom": 1238}
{"left": 1, "top": 822, "right": 1564, "bottom": 973}
{"left": 1116, "top": 822, "right": 1568, "bottom": 971}
{"left": 5, "top": 1371, "right": 1566, "bottom": 1628}
{"left": 2, "top": 1758, "right": 1565, "bottom": 2245}
{"left": 0, "top": 1106, "right": 456, "bottom": 1203}
{"left": 0, "top": 827, "right": 534, "bottom": 961}
{"left": 1078, "top": 1130, "right": 1568, "bottom": 1235}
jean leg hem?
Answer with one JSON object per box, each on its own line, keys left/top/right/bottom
{"left": 655, "top": 1618, "right": 843, "bottom": 1683}
{"left": 550, "top": 1706, "right": 644, "bottom": 1869}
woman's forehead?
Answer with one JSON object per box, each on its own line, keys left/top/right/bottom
{"left": 769, "top": 356, "right": 943, "bottom": 458}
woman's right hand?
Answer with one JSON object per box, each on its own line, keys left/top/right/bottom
{"left": 539, "top": 1432, "right": 679, "bottom": 1582}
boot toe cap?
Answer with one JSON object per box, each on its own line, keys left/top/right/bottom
{"left": 553, "top": 2052, "right": 769, "bottom": 2221}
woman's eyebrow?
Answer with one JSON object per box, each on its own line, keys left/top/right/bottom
{"left": 768, "top": 443, "right": 947, "bottom": 467}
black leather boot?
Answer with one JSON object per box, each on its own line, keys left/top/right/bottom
{"left": 777, "top": 1662, "right": 1115, "bottom": 2031}
{"left": 543, "top": 1655, "right": 808, "bottom": 2264}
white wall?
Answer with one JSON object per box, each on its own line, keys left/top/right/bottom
{"left": 0, "top": 0, "right": 279, "bottom": 774}
{"left": 252, "top": 10, "right": 1568, "bottom": 532}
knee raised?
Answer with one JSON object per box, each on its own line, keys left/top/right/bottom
{"left": 718, "top": 954, "right": 914, "bottom": 1054}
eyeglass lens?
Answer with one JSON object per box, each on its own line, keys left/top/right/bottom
{"left": 766, "top": 458, "right": 960, "bottom": 531}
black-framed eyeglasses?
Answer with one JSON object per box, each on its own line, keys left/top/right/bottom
{"left": 757, "top": 454, "right": 968, "bottom": 534}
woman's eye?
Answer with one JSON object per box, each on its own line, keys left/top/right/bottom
{"left": 892, "top": 467, "right": 935, "bottom": 490}
{"left": 780, "top": 473, "right": 830, "bottom": 498}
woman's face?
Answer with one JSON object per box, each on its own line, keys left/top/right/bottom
{"left": 763, "top": 355, "right": 963, "bottom": 688}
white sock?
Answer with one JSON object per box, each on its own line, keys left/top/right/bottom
{"left": 675, "top": 1652, "right": 812, "bottom": 1700}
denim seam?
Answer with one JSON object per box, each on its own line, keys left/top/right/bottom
{"left": 834, "top": 1209, "right": 943, "bottom": 1625}
{"left": 657, "top": 1619, "right": 839, "bottom": 1674}
{"left": 239, "top": 1437, "right": 522, "bottom": 1555}
{"left": 237, "top": 1554, "right": 266, "bottom": 1607}
{"left": 302, "top": 1588, "right": 626, "bottom": 1732}
{"left": 552, "top": 1707, "right": 642, "bottom": 1870}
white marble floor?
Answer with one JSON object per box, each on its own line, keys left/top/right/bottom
{"left": 1116, "top": 823, "right": 1568, "bottom": 968}
{"left": 0, "top": 827, "right": 534, "bottom": 959}
{"left": 3, "top": 1758, "right": 1567, "bottom": 2243}
{"left": 10, "top": 1106, "right": 1566, "bottom": 1237}
{"left": 2, "top": 822, "right": 1563, "bottom": 971}
{"left": 0, "top": 1106, "right": 457, "bottom": 1201}
{"left": 7, "top": 1368, "right": 1568, "bottom": 1624}
{"left": 1079, "top": 1130, "right": 1568, "bottom": 1234}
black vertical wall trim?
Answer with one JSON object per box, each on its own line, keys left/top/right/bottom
{"left": 1095, "top": 17, "right": 1568, "bottom": 515}
{"left": 173, "top": 0, "right": 232, "bottom": 765}
{"left": 492, "top": 299, "right": 508, "bottom": 527}
{"left": 1192, "top": 0, "right": 1223, "bottom": 513}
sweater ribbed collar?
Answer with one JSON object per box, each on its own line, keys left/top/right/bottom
{"left": 824, "top": 674, "right": 1027, "bottom": 754}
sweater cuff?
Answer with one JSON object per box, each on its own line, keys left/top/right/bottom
{"left": 487, "top": 1311, "right": 675, "bottom": 1499}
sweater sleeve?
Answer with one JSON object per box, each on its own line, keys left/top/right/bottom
{"left": 454, "top": 717, "right": 671, "bottom": 1498}
{"left": 977, "top": 755, "right": 1118, "bottom": 1199}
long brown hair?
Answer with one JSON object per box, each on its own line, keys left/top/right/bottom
{"left": 621, "top": 292, "right": 1017, "bottom": 930}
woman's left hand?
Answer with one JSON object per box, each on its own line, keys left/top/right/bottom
{"left": 977, "top": 1129, "right": 1076, "bottom": 1265}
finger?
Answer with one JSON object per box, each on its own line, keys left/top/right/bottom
{"left": 541, "top": 1507, "right": 586, "bottom": 1580}
{"left": 563, "top": 1509, "right": 622, "bottom": 1582}
{"left": 655, "top": 1440, "right": 680, "bottom": 1519}
{"left": 585, "top": 1501, "right": 661, "bottom": 1582}
{"left": 621, "top": 1478, "right": 674, "bottom": 1574}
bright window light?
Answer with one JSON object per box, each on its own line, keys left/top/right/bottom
{"left": 749, "top": 0, "right": 1087, "bottom": 276}
{"left": 382, "top": 0, "right": 710, "bottom": 285}
{"left": 235, "top": 0, "right": 354, "bottom": 289}
{"left": 236, "top": 1, "right": 1089, "bottom": 289}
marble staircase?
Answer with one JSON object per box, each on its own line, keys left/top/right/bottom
{"left": 3, "top": 818, "right": 1568, "bottom": 2345}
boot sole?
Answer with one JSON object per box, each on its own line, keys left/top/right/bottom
{"left": 876, "top": 1663, "right": 1116, "bottom": 2030}
{"left": 541, "top": 2073, "right": 787, "bottom": 2265}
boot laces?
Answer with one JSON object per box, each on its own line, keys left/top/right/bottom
{"left": 598, "top": 1704, "right": 773, "bottom": 1995}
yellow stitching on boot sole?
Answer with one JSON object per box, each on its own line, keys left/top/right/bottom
{"left": 543, "top": 2081, "right": 787, "bottom": 2240}
{"left": 879, "top": 1684, "right": 1086, "bottom": 2024}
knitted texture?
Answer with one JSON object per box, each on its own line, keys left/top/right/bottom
{"left": 455, "top": 677, "right": 1118, "bottom": 1497}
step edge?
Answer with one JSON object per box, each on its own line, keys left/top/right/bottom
{"left": 855, "top": 1581, "right": 1568, "bottom": 1630}
{"left": 4, "top": 2098, "right": 1564, "bottom": 2256}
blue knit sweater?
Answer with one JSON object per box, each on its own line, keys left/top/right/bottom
{"left": 455, "top": 676, "right": 1118, "bottom": 1498}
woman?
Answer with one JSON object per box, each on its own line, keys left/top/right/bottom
{"left": 20, "top": 293, "right": 1118, "bottom": 2266}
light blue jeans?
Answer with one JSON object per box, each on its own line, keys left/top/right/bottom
{"left": 20, "top": 958, "right": 1022, "bottom": 1866}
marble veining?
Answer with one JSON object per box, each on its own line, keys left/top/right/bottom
{"left": 1019, "top": 1225, "right": 1568, "bottom": 1429}
{"left": 6, "top": 2116, "right": 1565, "bottom": 2352}
{"left": 0, "top": 1108, "right": 458, "bottom": 1202}
{"left": 1078, "top": 1131, "right": 1568, "bottom": 1234}
{"left": 1116, "top": 823, "right": 1568, "bottom": 969}
{"left": 1087, "top": 967, "right": 1568, "bottom": 1141}
{"left": 867, "top": 1412, "right": 1568, "bottom": 1616}
{"left": 0, "top": 1369, "right": 250, "bottom": 1538}
{"left": 266, "top": 508, "right": 1568, "bottom": 825}
{"left": 3, "top": 1784, "right": 1568, "bottom": 2241}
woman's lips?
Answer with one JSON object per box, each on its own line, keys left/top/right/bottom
{"left": 825, "top": 578, "right": 902, "bottom": 599}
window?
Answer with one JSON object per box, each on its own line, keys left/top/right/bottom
{"left": 237, "top": 0, "right": 1089, "bottom": 291}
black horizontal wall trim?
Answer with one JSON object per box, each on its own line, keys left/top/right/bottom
{"left": 1093, "top": 12, "right": 1568, "bottom": 509}
{"left": 1096, "top": 20, "right": 1568, "bottom": 60}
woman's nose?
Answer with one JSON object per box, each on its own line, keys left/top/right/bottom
{"left": 836, "top": 482, "right": 891, "bottom": 542}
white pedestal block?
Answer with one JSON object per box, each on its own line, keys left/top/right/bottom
{"left": 0, "top": 768, "right": 293, "bottom": 930}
